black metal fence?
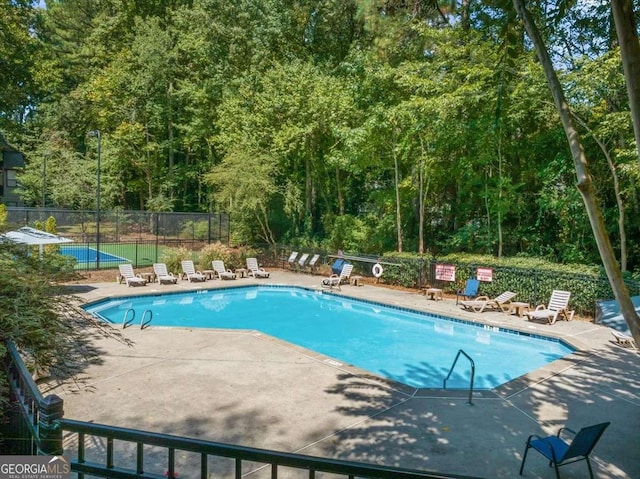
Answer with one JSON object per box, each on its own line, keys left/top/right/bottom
{"left": 2, "top": 341, "right": 480, "bottom": 479}
{"left": 6, "top": 207, "right": 230, "bottom": 270}
{"left": 6, "top": 207, "right": 230, "bottom": 244}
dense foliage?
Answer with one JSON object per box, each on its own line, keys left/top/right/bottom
{"left": 0, "top": 218, "right": 78, "bottom": 414}
{"left": 2, "top": 1, "right": 640, "bottom": 270}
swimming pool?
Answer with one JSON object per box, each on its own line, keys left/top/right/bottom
{"left": 85, "top": 286, "right": 574, "bottom": 390}
{"left": 61, "top": 246, "right": 127, "bottom": 264}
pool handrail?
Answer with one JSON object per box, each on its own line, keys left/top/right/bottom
{"left": 443, "top": 349, "right": 475, "bottom": 405}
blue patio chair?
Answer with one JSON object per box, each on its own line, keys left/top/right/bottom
{"left": 455, "top": 278, "right": 480, "bottom": 304}
{"left": 519, "top": 421, "right": 610, "bottom": 479}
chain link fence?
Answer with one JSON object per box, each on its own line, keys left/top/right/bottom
{"left": 6, "top": 207, "right": 230, "bottom": 270}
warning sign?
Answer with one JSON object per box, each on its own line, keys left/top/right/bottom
{"left": 476, "top": 267, "right": 493, "bottom": 282}
{"left": 435, "top": 264, "right": 456, "bottom": 282}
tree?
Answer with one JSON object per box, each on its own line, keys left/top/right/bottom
{"left": 512, "top": 0, "right": 640, "bottom": 344}
{"left": 0, "top": 1, "right": 38, "bottom": 128}
{"left": 611, "top": 0, "right": 640, "bottom": 166}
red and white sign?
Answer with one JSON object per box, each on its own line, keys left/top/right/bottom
{"left": 435, "top": 264, "right": 456, "bottom": 282}
{"left": 476, "top": 267, "right": 493, "bottom": 282}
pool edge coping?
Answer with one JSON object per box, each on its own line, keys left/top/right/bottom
{"left": 77, "top": 282, "right": 585, "bottom": 397}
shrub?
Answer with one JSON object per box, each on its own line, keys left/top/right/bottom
{"left": 160, "top": 246, "right": 197, "bottom": 273}
{"left": 199, "top": 242, "right": 234, "bottom": 270}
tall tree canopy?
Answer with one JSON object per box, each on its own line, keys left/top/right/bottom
{"left": 3, "top": 0, "right": 640, "bottom": 276}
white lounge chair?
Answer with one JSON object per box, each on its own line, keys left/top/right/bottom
{"left": 460, "top": 291, "right": 517, "bottom": 313}
{"left": 118, "top": 264, "right": 146, "bottom": 287}
{"left": 611, "top": 330, "right": 637, "bottom": 349}
{"left": 212, "top": 260, "right": 236, "bottom": 280}
{"left": 181, "top": 260, "right": 206, "bottom": 282}
{"left": 321, "top": 263, "right": 353, "bottom": 290}
{"left": 287, "top": 251, "right": 298, "bottom": 269}
{"left": 153, "top": 263, "right": 177, "bottom": 284}
{"left": 525, "top": 290, "right": 574, "bottom": 324}
{"left": 306, "top": 254, "right": 320, "bottom": 273}
{"left": 246, "top": 257, "right": 270, "bottom": 278}
{"left": 296, "top": 253, "right": 309, "bottom": 271}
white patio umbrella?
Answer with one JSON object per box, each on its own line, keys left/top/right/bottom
{"left": 1, "top": 226, "right": 73, "bottom": 257}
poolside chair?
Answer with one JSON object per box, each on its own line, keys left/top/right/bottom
{"left": 455, "top": 279, "right": 480, "bottom": 304}
{"left": 525, "top": 290, "right": 574, "bottom": 325}
{"left": 321, "top": 263, "right": 353, "bottom": 291}
{"left": 459, "top": 291, "right": 517, "bottom": 313}
{"left": 153, "top": 263, "right": 177, "bottom": 284}
{"left": 246, "top": 257, "right": 270, "bottom": 278}
{"left": 212, "top": 260, "right": 236, "bottom": 280}
{"left": 519, "top": 421, "right": 610, "bottom": 479}
{"left": 118, "top": 264, "right": 146, "bottom": 287}
{"left": 306, "top": 254, "right": 320, "bottom": 274}
{"left": 296, "top": 253, "right": 309, "bottom": 271}
{"left": 181, "top": 260, "right": 206, "bottom": 282}
{"left": 287, "top": 251, "right": 298, "bottom": 269}
{"left": 610, "top": 329, "right": 637, "bottom": 349}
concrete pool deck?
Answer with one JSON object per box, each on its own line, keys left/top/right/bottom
{"left": 45, "top": 270, "right": 640, "bottom": 478}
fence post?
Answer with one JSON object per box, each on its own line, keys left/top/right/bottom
{"left": 38, "top": 394, "right": 64, "bottom": 456}
{"left": 155, "top": 212, "right": 159, "bottom": 263}
{"left": 418, "top": 257, "right": 424, "bottom": 290}
{"left": 208, "top": 213, "right": 212, "bottom": 244}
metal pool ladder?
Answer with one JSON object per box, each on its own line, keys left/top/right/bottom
{"left": 443, "top": 349, "right": 475, "bottom": 405}
{"left": 122, "top": 308, "right": 153, "bottom": 329}
{"left": 140, "top": 309, "right": 153, "bottom": 329}
{"left": 122, "top": 308, "right": 135, "bottom": 328}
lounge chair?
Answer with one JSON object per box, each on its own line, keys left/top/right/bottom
{"left": 153, "top": 263, "right": 177, "bottom": 284}
{"left": 525, "top": 290, "right": 574, "bottom": 324}
{"left": 456, "top": 279, "right": 480, "bottom": 304}
{"left": 287, "top": 251, "right": 298, "bottom": 269}
{"left": 181, "top": 260, "right": 206, "bottom": 282}
{"left": 212, "top": 260, "right": 236, "bottom": 280}
{"left": 519, "top": 422, "right": 610, "bottom": 479}
{"left": 306, "top": 254, "right": 320, "bottom": 273}
{"left": 296, "top": 253, "right": 309, "bottom": 271}
{"left": 460, "top": 291, "right": 517, "bottom": 313}
{"left": 246, "top": 257, "right": 270, "bottom": 278}
{"left": 611, "top": 329, "right": 637, "bottom": 349}
{"left": 321, "top": 263, "right": 353, "bottom": 291}
{"left": 118, "top": 264, "right": 146, "bottom": 287}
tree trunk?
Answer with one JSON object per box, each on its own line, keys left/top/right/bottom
{"left": 572, "top": 114, "right": 627, "bottom": 271}
{"left": 418, "top": 138, "right": 425, "bottom": 255}
{"left": 513, "top": 0, "right": 640, "bottom": 344}
{"left": 611, "top": 0, "right": 640, "bottom": 166}
{"left": 497, "top": 124, "right": 504, "bottom": 258}
{"left": 460, "top": 0, "right": 470, "bottom": 32}
{"left": 393, "top": 137, "right": 403, "bottom": 253}
{"left": 335, "top": 166, "right": 344, "bottom": 215}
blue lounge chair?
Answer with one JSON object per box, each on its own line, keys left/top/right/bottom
{"left": 456, "top": 279, "right": 480, "bottom": 304}
{"left": 519, "top": 422, "right": 610, "bottom": 479}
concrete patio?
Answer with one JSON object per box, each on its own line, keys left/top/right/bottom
{"left": 42, "top": 270, "right": 640, "bottom": 478}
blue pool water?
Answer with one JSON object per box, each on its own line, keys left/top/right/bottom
{"left": 85, "top": 286, "right": 574, "bottom": 389}
{"left": 60, "top": 246, "right": 126, "bottom": 263}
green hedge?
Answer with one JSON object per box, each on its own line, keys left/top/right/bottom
{"left": 375, "top": 252, "right": 639, "bottom": 317}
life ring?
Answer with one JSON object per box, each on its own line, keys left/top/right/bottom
{"left": 372, "top": 263, "right": 384, "bottom": 278}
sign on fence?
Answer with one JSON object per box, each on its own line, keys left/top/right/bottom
{"left": 476, "top": 267, "right": 493, "bottom": 282}
{"left": 435, "top": 263, "right": 456, "bottom": 282}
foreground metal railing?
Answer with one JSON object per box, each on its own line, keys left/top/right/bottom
{"left": 3, "top": 342, "right": 482, "bottom": 479}
{"left": 2, "top": 342, "right": 64, "bottom": 455}
{"left": 60, "top": 419, "right": 477, "bottom": 479}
